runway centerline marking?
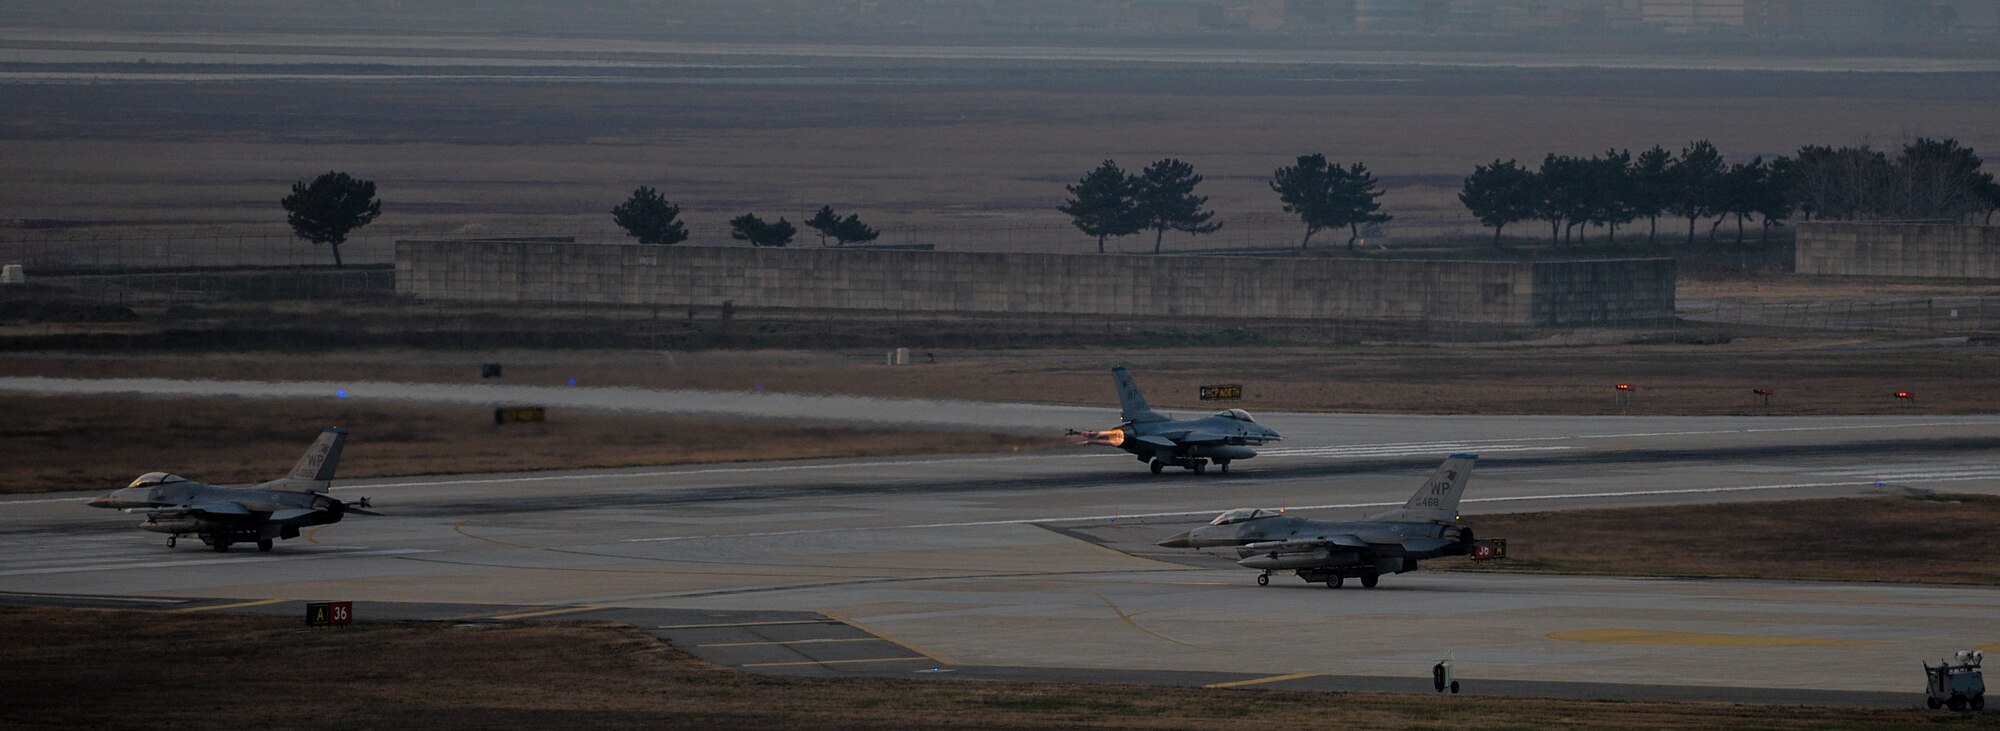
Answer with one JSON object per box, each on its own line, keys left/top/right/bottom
{"left": 174, "top": 597, "right": 288, "bottom": 613}
{"left": 1205, "top": 672, "right": 1319, "bottom": 689}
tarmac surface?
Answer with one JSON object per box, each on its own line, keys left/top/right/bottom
{"left": 4, "top": 390, "right": 2000, "bottom": 706}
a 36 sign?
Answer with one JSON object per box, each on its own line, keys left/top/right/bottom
{"left": 307, "top": 601, "right": 353, "bottom": 627}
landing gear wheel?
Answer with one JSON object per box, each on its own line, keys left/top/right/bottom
{"left": 1326, "top": 576, "right": 1344, "bottom": 589}
{"left": 1257, "top": 573, "right": 1269, "bottom": 586}
{"left": 1449, "top": 681, "right": 1460, "bottom": 694}
{"left": 1149, "top": 460, "right": 1165, "bottom": 475}
{"left": 211, "top": 540, "right": 230, "bottom": 553}
{"left": 166, "top": 536, "right": 177, "bottom": 548}
{"left": 1360, "top": 574, "right": 1379, "bottom": 589}
{"left": 257, "top": 539, "right": 274, "bottom": 553}
{"left": 1218, "top": 461, "right": 1230, "bottom": 473}
{"left": 1193, "top": 461, "right": 1207, "bottom": 475}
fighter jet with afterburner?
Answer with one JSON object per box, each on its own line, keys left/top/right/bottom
{"left": 1158, "top": 454, "right": 1503, "bottom": 587}
{"left": 1071, "top": 365, "right": 1281, "bottom": 474}
{"left": 88, "top": 428, "right": 378, "bottom": 552}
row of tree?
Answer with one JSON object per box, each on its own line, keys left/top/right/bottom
{"left": 1459, "top": 138, "right": 2000, "bottom": 246}
{"left": 1058, "top": 156, "right": 1394, "bottom": 253}
{"left": 611, "top": 187, "right": 882, "bottom": 248}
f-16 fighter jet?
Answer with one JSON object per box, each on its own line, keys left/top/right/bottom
{"left": 89, "top": 428, "right": 377, "bottom": 552}
{"left": 1071, "top": 365, "right": 1281, "bottom": 474}
{"left": 1159, "top": 454, "right": 1501, "bottom": 588}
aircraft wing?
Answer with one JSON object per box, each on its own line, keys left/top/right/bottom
{"left": 1132, "top": 435, "right": 1179, "bottom": 449}
{"left": 146, "top": 500, "right": 252, "bottom": 518}
{"left": 1178, "top": 432, "right": 1233, "bottom": 444}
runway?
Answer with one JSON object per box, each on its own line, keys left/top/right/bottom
{"left": 4, "top": 406, "right": 1999, "bottom": 703}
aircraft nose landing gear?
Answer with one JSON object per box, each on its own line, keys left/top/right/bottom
{"left": 1257, "top": 572, "right": 1270, "bottom": 586}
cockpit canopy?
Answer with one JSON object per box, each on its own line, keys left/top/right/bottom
{"left": 128, "top": 472, "right": 187, "bottom": 488}
{"left": 1208, "top": 508, "right": 1280, "bottom": 526}
{"left": 1213, "top": 408, "right": 1256, "bottom": 422}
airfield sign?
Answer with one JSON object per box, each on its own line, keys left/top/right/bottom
{"left": 307, "top": 601, "right": 353, "bottom": 627}
{"left": 1199, "top": 384, "right": 1243, "bottom": 401}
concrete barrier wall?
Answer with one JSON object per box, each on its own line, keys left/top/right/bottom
{"left": 397, "top": 240, "right": 1675, "bottom": 326}
{"left": 1796, "top": 222, "right": 2000, "bottom": 278}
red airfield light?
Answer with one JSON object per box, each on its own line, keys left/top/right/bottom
{"left": 1895, "top": 390, "right": 1914, "bottom": 400}
{"left": 1614, "top": 383, "right": 1634, "bottom": 392}
{"left": 1753, "top": 388, "right": 1774, "bottom": 396}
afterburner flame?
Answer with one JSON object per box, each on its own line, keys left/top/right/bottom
{"left": 1078, "top": 428, "right": 1126, "bottom": 447}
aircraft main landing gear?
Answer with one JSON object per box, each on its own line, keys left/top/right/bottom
{"left": 1361, "top": 574, "right": 1380, "bottom": 589}
{"left": 1325, "top": 576, "right": 1344, "bottom": 589}
{"left": 1192, "top": 460, "right": 1207, "bottom": 475}
{"left": 1218, "top": 461, "right": 1230, "bottom": 473}
{"left": 211, "top": 539, "right": 230, "bottom": 553}
{"left": 1257, "top": 572, "right": 1270, "bottom": 586}
{"left": 1149, "top": 460, "right": 1165, "bottom": 475}
{"left": 257, "top": 539, "right": 274, "bottom": 552}
{"left": 166, "top": 536, "right": 177, "bottom": 548}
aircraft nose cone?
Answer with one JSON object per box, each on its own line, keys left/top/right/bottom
{"left": 1158, "top": 531, "right": 1192, "bottom": 548}
{"left": 87, "top": 495, "right": 114, "bottom": 509}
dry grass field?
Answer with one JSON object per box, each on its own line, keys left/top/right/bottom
{"left": 1449, "top": 494, "right": 2000, "bottom": 585}
{"left": 8, "top": 330, "right": 2000, "bottom": 418}
{"left": 5, "top": 606, "right": 1986, "bottom": 730}
{"left": 4, "top": 71, "right": 1998, "bottom": 256}
{"left": 0, "top": 394, "right": 1051, "bottom": 494}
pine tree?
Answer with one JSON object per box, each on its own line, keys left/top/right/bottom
{"left": 1132, "top": 158, "right": 1222, "bottom": 254}
{"left": 611, "top": 186, "right": 689, "bottom": 245}
{"left": 280, "top": 171, "right": 382, "bottom": 267}
{"left": 1058, "top": 160, "right": 1143, "bottom": 253}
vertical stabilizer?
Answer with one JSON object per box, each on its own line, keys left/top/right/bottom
{"left": 261, "top": 428, "right": 347, "bottom": 492}
{"left": 1365, "top": 454, "right": 1477, "bottom": 523}
{"left": 1111, "top": 366, "right": 1169, "bottom": 423}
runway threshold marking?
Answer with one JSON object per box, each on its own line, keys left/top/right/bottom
{"left": 174, "top": 597, "right": 288, "bottom": 613}
{"left": 1204, "top": 672, "right": 1318, "bottom": 689}
{"left": 698, "top": 638, "right": 884, "bottom": 648}
{"left": 740, "top": 656, "right": 932, "bottom": 668}
{"left": 1548, "top": 628, "right": 1874, "bottom": 647}
{"left": 820, "top": 609, "right": 960, "bottom": 666}
{"left": 490, "top": 605, "right": 603, "bottom": 620}
{"left": 656, "top": 619, "right": 840, "bottom": 630}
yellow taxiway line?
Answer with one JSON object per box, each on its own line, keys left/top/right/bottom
{"left": 174, "top": 597, "right": 289, "bottom": 613}
{"left": 490, "top": 605, "right": 602, "bottom": 621}
{"left": 741, "top": 656, "right": 931, "bottom": 668}
{"left": 655, "top": 619, "right": 838, "bottom": 630}
{"left": 1204, "top": 672, "right": 1319, "bottom": 689}
{"left": 1548, "top": 628, "right": 1873, "bottom": 647}
{"left": 820, "top": 609, "right": 959, "bottom": 666}
{"left": 698, "top": 637, "right": 885, "bottom": 649}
